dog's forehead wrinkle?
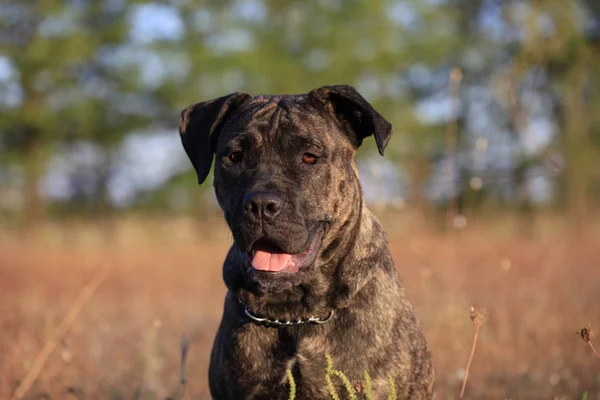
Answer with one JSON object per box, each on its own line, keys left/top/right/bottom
{"left": 267, "top": 105, "right": 284, "bottom": 144}
{"left": 225, "top": 100, "right": 343, "bottom": 156}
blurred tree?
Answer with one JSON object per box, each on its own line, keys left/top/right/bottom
{"left": 499, "top": 0, "right": 600, "bottom": 232}
{"left": 0, "top": 0, "right": 174, "bottom": 225}
{"left": 167, "top": 0, "right": 467, "bottom": 214}
{"left": 0, "top": 0, "right": 597, "bottom": 228}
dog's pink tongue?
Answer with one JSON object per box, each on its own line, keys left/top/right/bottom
{"left": 252, "top": 250, "right": 292, "bottom": 272}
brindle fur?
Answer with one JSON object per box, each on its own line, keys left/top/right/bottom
{"left": 179, "top": 85, "right": 434, "bottom": 399}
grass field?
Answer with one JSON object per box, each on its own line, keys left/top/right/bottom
{"left": 1, "top": 213, "right": 599, "bottom": 399}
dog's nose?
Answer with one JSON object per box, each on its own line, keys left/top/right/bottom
{"left": 243, "top": 192, "right": 283, "bottom": 223}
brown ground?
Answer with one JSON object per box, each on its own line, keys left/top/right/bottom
{"left": 1, "top": 213, "right": 599, "bottom": 399}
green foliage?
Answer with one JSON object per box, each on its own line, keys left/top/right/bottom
{"left": 1, "top": 0, "right": 600, "bottom": 222}
{"left": 286, "top": 369, "right": 296, "bottom": 400}
{"left": 326, "top": 354, "right": 357, "bottom": 400}
{"left": 581, "top": 391, "right": 588, "bottom": 400}
{"left": 323, "top": 354, "right": 398, "bottom": 400}
{"left": 364, "top": 371, "right": 373, "bottom": 400}
{"left": 387, "top": 376, "right": 397, "bottom": 400}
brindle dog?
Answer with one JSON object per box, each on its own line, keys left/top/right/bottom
{"left": 179, "top": 85, "right": 434, "bottom": 399}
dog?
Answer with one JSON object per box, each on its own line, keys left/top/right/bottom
{"left": 179, "top": 85, "right": 434, "bottom": 399}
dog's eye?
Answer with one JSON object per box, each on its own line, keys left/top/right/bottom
{"left": 228, "top": 151, "right": 243, "bottom": 163}
{"left": 301, "top": 153, "right": 319, "bottom": 165}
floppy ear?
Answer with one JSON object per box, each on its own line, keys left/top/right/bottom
{"left": 179, "top": 92, "right": 252, "bottom": 184}
{"left": 308, "top": 85, "right": 392, "bottom": 155}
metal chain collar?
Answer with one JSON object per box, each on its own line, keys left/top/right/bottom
{"left": 238, "top": 295, "right": 334, "bottom": 327}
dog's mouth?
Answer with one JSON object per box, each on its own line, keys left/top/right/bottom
{"left": 246, "top": 230, "right": 323, "bottom": 274}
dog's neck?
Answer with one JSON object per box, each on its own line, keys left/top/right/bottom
{"left": 227, "top": 203, "right": 392, "bottom": 324}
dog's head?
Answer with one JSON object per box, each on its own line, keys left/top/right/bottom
{"left": 179, "top": 85, "right": 392, "bottom": 294}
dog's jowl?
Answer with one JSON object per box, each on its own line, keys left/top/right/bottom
{"left": 179, "top": 85, "right": 434, "bottom": 399}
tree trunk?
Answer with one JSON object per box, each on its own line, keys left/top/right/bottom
{"left": 562, "top": 68, "right": 596, "bottom": 236}
{"left": 23, "top": 134, "right": 45, "bottom": 230}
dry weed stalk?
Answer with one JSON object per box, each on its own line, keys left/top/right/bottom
{"left": 11, "top": 261, "right": 115, "bottom": 400}
{"left": 168, "top": 335, "right": 190, "bottom": 400}
{"left": 459, "top": 306, "right": 488, "bottom": 399}
{"left": 576, "top": 324, "right": 600, "bottom": 359}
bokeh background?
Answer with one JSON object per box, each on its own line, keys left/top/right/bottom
{"left": 1, "top": 0, "right": 599, "bottom": 399}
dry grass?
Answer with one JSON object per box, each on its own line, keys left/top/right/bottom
{"left": 577, "top": 325, "right": 600, "bottom": 361}
{"left": 459, "top": 307, "right": 488, "bottom": 399}
{"left": 1, "top": 213, "right": 599, "bottom": 399}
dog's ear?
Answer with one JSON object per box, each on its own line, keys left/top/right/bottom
{"left": 179, "top": 92, "right": 253, "bottom": 184}
{"left": 308, "top": 85, "right": 392, "bottom": 156}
